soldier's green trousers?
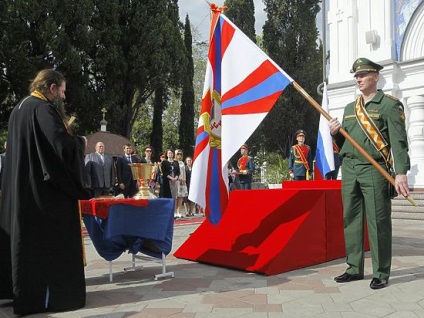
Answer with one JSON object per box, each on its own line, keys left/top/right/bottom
{"left": 341, "top": 158, "right": 392, "bottom": 280}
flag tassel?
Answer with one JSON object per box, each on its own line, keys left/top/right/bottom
{"left": 292, "top": 81, "right": 418, "bottom": 207}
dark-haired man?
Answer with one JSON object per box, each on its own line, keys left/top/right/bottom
{"left": 0, "top": 69, "right": 89, "bottom": 315}
{"left": 116, "top": 143, "right": 140, "bottom": 197}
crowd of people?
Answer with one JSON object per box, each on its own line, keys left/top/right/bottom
{"left": 83, "top": 143, "right": 199, "bottom": 219}
{"left": 0, "top": 56, "right": 412, "bottom": 315}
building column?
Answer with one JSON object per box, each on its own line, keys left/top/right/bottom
{"left": 406, "top": 95, "right": 424, "bottom": 189}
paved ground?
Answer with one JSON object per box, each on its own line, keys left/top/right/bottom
{"left": 1, "top": 218, "right": 424, "bottom": 318}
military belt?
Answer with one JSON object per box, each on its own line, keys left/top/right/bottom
{"left": 343, "top": 155, "right": 385, "bottom": 164}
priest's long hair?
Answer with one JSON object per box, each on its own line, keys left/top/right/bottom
{"left": 29, "top": 69, "right": 68, "bottom": 123}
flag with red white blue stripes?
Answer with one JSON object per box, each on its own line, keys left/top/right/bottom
{"left": 315, "top": 83, "right": 335, "bottom": 178}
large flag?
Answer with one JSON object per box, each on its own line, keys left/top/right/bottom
{"left": 315, "top": 83, "right": 335, "bottom": 178}
{"left": 189, "top": 4, "right": 293, "bottom": 225}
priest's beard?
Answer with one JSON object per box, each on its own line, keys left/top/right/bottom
{"left": 51, "top": 95, "right": 68, "bottom": 121}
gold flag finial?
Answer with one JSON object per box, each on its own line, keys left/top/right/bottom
{"left": 210, "top": 3, "right": 228, "bottom": 13}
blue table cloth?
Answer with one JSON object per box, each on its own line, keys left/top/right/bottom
{"left": 83, "top": 198, "right": 174, "bottom": 261}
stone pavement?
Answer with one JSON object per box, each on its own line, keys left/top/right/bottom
{"left": 1, "top": 219, "right": 424, "bottom": 318}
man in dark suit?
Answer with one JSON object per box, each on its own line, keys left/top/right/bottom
{"left": 84, "top": 142, "right": 114, "bottom": 198}
{"left": 142, "top": 145, "right": 153, "bottom": 163}
{"left": 116, "top": 144, "right": 140, "bottom": 198}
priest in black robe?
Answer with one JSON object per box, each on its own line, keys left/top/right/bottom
{"left": 0, "top": 69, "right": 90, "bottom": 315}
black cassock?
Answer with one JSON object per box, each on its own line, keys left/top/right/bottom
{"left": 0, "top": 96, "right": 90, "bottom": 315}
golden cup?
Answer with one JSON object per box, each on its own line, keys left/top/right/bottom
{"left": 129, "top": 163, "right": 157, "bottom": 199}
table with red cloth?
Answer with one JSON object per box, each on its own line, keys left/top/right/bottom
{"left": 174, "top": 180, "right": 369, "bottom": 275}
{"left": 80, "top": 198, "right": 174, "bottom": 262}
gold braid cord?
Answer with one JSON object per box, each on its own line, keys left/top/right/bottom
{"left": 355, "top": 96, "right": 393, "bottom": 168}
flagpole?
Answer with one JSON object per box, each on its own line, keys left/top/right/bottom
{"left": 292, "top": 81, "right": 418, "bottom": 207}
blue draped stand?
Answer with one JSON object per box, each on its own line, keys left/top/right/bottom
{"left": 82, "top": 198, "right": 175, "bottom": 281}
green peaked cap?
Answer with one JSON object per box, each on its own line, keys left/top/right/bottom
{"left": 350, "top": 57, "right": 383, "bottom": 75}
{"left": 295, "top": 130, "right": 306, "bottom": 137}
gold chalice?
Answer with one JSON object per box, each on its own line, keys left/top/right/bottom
{"left": 130, "top": 163, "right": 157, "bottom": 199}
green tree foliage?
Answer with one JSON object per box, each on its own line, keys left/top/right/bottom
{"left": 179, "top": 15, "right": 195, "bottom": 158}
{"left": 256, "top": 152, "right": 291, "bottom": 184}
{"left": 0, "top": 0, "right": 106, "bottom": 130}
{"left": 192, "top": 38, "right": 208, "bottom": 121}
{"left": 131, "top": 100, "right": 154, "bottom": 154}
{"left": 132, "top": 87, "right": 180, "bottom": 159}
{"left": 0, "top": 0, "right": 62, "bottom": 124}
{"left": 255, "top": 0, "right": 322, "bottom": 158}
{"left": 162, "top": 90, "right": 181, "bottom": 151}
{"left": 0, "top": 0, "right": 186, "bottom": 140}
{"left": 224, "top": 0, "right": 257, "bottom": 43}
{"left": 0, "top": 0, "right": 9, "bottom": 115}
{"left": 150, "top": 86, "right": 167, "bottom": 157}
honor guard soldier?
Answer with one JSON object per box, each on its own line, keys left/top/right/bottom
{"left": 329, "top": 57, "right": 410, "bottom": 289}
{"left": 237, "top": 144, "right": 255, "bottom": 189}
{"left": 288, "top": 130, "right": 313, "bottom": 180}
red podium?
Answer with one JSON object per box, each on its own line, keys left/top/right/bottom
{"left": 174, "top": 180, "right": 350, "bottom": 275}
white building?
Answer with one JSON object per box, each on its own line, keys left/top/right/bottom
{"left": 327, "top": 0, "right": 424, "bottom": 190}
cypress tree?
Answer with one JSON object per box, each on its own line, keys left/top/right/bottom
{"left": 259, "top": 0, "right": 322, "bottom": 157}
{"left": 224, "top": 0, "right": 256, "bottom": 43}
{"left": 0, "top": 0, "right": 186, "bottom": 139}
{"left": 179, "top": 15, "right": 195, "bottom": 158}
{"left": 151, "top": 85, "right": 167, "bottom": 156}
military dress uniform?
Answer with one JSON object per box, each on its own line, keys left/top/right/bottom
{"left": 237, "top": 144, "right": 255, "bottom": 190}
{"left": 288, "top": 130, "right": 313, "bottom": 180}
{"left": 333, "top": 58, "right": 410, "bottom": 286}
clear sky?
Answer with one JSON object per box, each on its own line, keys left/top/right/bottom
{"left": 178, "top": 0, "right": 267, "bottom": 42}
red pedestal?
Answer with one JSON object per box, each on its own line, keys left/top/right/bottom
{"left": 174, "top": 180, "right": 354, "bottom": 275}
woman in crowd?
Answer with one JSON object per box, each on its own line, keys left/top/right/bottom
{"left": 161, "top": 149, "right": 179, "bottom": 202}
{"left": 153, "top": 152, "right": 166, "bottom": 198}
{"left": 174, "top": 149, "right": 188, "bottom": 218}
{"left": 184, "top": 156, "right": 196, "bottom": 216}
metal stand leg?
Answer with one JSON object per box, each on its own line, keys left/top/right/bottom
{"left": 154, "top": 252, "right": 174, "bottom": 280}
{"left": 134, "top": 252, "right": 174, "bottom": 280}
{"left": 107, "top": 253, "right": 174, "bottom": 282}
{"left": 109, "top": 261, "right": 113, "bottom": 283}
{"left": 123, "top": 254, "right": 144, "bottom": 272}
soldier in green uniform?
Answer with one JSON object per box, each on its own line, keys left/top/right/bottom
{"left": 329, "top": 58, "right": 410, "bottom": 289}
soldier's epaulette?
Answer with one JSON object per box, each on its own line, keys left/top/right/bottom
{"left": 385, "top": 94, "right": 400, "bottom": 101}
